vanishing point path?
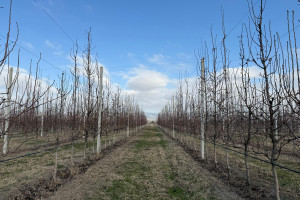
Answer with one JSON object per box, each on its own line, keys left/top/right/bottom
{"left": 47, "top": 125, "right": 242, "bottom": 200}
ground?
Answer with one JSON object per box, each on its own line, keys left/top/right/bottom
{"left": 0, "top": 130, "right": 127, "bottom": 200}
{"left": 46, "top": 125, "right": 242, "bottom": 200}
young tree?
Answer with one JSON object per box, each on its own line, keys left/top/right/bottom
{"left": 69, "top": 41, "right": 80, "bottom": 164}
{"left": 246, "top": 1, "right": 298, "bottom": 198}
{"left": 221, "top": 9, "right": 232, "bottom": 179}
{"left": 235, "top": 27, "right": 258, "bottom": 188}
{"left": 82, "top": 28, "right": 95, "bottom": 159}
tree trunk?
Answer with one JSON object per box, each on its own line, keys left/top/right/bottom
{"left": 83, "top": 140, "right": 87, "bottom": 159}
{"left": 244, "top": 147, "right": 250, "bottom": 187}
{"left": 214, "top": 140, "right": 217, "bottom": 165}
{"left": 226, "top": 148, "right": 230, "bottom": 180}
{"left": 71, "top": 141, "right": 74, "bottom": 166}
{"left": 92, "top": 137, "right": 95, "bottom": 154}
{"left": 54, "top": 149, "right": 58, "bottom": 182}
{"left": 272, "top": 163, "right": 280, "bottom": 200}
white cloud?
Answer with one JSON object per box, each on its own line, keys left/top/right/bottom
{"left": 147, "top": 54, "right": 168, "bottom": 65}
{"left": 226, "top": 65, "right": 263, "bottom": 80}
{"left": 117, "top": 52, "right": 196, "bottom": 114}
{"left": 127, "top": 68, "right": 169, "bottom": 91}
{"left": 121, "top": 67, "right": 176, "bottom": 113}
{"left": 127, "top": 52, "right": 135, "bottom": 57}
{"left": 0, "top": 65, "right": 56, "bottom": 103}
{"left": 45, "top": 40, "right": 55, "bottom": 49}
{"left": 54, "top": 50, "right": 64, "bottom": 56}
{"left": 45, "top": 40, "right": 64, "bottom": 56}
{"left": 66, "top": 55, "right": 110, "bottom": 89}
{"left": 123, "top": 87, "right": 174, "bottom": 113}
{"left": 21, "top": 41, "right": 34, "bottom": 50}
{"left": 166, "top": 41, "right": 180, "bottom": 48}
{"left": 177, "top": 52, "right": 191, "bottom": 60}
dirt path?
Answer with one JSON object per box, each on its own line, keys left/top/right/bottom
{"left": 46, "top": 125, "right": 243, "bottom": 200}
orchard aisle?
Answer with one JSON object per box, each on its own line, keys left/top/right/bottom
{"left": 47, "top": 125, "right": 243, "bottom": 200}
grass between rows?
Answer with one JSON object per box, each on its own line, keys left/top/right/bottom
{"left": 0, "top": 132, "right": 126, "bottom": 197}
{"left": 101, "top": 126, "right": 217, "bottom": 200}
{"left": 165, "top": 128, "right": 300, "bottom": 199}
{"left": 105, "top": 127, "right": 167, "bottom": 199}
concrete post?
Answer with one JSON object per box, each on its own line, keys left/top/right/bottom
{"left": 41, "top": 98, "right": 44, "bottom": 137}
{"left": 97, "top": 66, "right": 103, "bottom": 154}
{"left": 200, "top": 58, "right": 205, "bottom": 160}
{"left": 3, "top": 67, "right": 13, "bottom": 155}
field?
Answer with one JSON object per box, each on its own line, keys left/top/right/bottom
{"left": 46, "top": 125, "right": 242, "bottom": 200}
{"left": 1, "top": 0, "right": 299, "bottom": 199}
{"left": 1, "top": 125, "right": 298, "bottom": 199}
{"left": 161, "top": 127, "right": 300, "bottom": 200}
{"left": 0, "top": 129, "right": 133, "bottom": 200}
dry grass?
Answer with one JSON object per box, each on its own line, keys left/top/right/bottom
{"left": 49, "top": 126, "right": 242, "bottom": 200}
{"left": 162, "top": 127, "right": 300, "bottom": 200}
{"left": 0, "top": 129, "right": 130, "bottom": 200}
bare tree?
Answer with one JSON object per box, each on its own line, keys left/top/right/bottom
{"left": 221, "top": 9, "right": 232, "bottom": 179}
{"left": 82, "top": 28, "right": 95, "bottom": 159}
{"left": 235, "top": 26, "right": 258, "bottom": 189}
{"left": 246, "top": 1, "right": 299, "bottom": 198}
{"left": 69, "top": 41, "right": 80, "bottom": 165}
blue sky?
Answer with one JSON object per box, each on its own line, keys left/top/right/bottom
{"left": 0, "top": 0, "right": 299, "bottom": 113}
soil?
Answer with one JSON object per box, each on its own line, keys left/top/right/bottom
{"left": 44, "top": 125, "right": 243, "bottom": 200}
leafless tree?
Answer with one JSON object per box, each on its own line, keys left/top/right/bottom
{"left": 246, "top": 0, "right": 299, "bottom": 198}
{"left": 82, "top": 28, "right": 96, "bottom": 159}
{"left": 235, "top": 26, "right": 258, "bottom": 188}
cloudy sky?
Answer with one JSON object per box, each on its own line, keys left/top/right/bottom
{"left": 0, "top": 0, "right": 299, "bottom": 114}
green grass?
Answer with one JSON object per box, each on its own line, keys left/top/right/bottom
{"left": 58, "top": 164, "right": 65, "bottom": 169}
{"left": 165, "top": 173, "right": 175, "bottom": 180}
{"left": 3, "top": 158, "right": 28, "bottom": 167}
{"left": 105, "top": 127, "right": 166, "bottom": 199}
{"left": 135, "top": 139, "right": 167, "bottom": 150}
{"left": 26, "top": 139, "right": 46, "bottom": 145}
{"left": 141, "top": 131, "right": 155, "bottom": 139}
{"left": 60, "top": 141, "right": 94, "bottom": 151}
{"left": 135, "top": 130, "right": 167, "bottom": 151}
{"left": 106, "top": 180, "right": 131, "bottom": 200}
{"left": 167, "top": 186, "right": 217, "bottom": 200}
{"left": 106, "top": 160, "right": 150, "bottom": 199}
{"left": 30, "top": 149, "right": 54, "bottom": 158}
{"left": 167, "top": 187, "right": 190, "bottom": 200}
{"left": 46, "top": 161, "right": 55, "bottom": 166}
{"left": 45, "top": 162, "right": 65, "bottom": 170}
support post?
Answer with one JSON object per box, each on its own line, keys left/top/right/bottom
{"left": 200, "top": 58, "right": 205, "bottom": 160}
{"left": 41, "top": 98, "right": 44, "bottom": 137}
{"left": 172, "top": 96, "right": 175, "bottom": 138}
{"left": 96, "top": 66, "right": 103, "bottom": 154}
{"left": 3, "top": 67, "right": 13, "bottom": 155}
{"left": 127, "top": 97, "right": 130, "bottom": 137}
